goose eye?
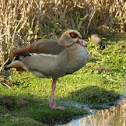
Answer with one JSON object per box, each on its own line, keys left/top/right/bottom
{"left": 69, "top": 32, "right": 78, "bottom": 38}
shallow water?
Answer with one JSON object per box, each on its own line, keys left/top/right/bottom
{"left": 56, "top": 98, "right": 126, "bottom": 126}
{"left": 58, "top": 106, "right": 126, "bottom": 126}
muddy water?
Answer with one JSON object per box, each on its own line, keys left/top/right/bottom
{"left": 57, "top": 98, "right": 126, "bottom": 126}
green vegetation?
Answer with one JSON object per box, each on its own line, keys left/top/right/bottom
{"left": 0, "top": 0, "right": 125, "bottom": 125}
{"left": 0, "top": 84, "right": 87, "bottom": 125}
{"left": 0, "top": 34, "right": 126, "bottom": 125}
{"left": 0, "top": 0, "right": 126, "bottom": 65}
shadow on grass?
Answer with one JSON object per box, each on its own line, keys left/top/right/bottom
{"left": 66, "top": 85, "right": 121, "bottom": 108}
{"left": 0, "top": 89, "right": 86, "bottom": 125}
{"left": 0, "top": 85, "right": 121, "bottom": 125}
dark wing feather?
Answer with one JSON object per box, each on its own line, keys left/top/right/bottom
{"left": 12, "top": 39, "right": 65, "bottom": 57}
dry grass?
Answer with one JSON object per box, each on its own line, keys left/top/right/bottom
{"left": 0, "top": 0, "right": 126, "bottom": 68}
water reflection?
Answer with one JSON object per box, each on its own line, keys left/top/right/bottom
{"left": 58, "top": 99, "right": 126, "bottom": 126}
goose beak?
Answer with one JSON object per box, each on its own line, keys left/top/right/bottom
{"left": 76, "top": 40, "right": 87, "bottom": 47}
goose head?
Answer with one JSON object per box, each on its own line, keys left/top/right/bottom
{"left": 58, "top": 29, "right": 87, "bottom": 48}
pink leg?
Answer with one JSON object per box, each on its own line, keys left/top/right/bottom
{"left": 48, "top": 79, "right": 66, "bottom": 110}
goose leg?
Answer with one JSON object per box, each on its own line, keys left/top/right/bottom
{"left": 48, "top": 79, "right": 66, "bottom": 110}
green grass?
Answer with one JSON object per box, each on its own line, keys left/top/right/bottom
{"left": 0, "top": 34, "right": 126, "bottom": 125}
{"left": 0, "top": 84, "right": 87, "bottom": 125}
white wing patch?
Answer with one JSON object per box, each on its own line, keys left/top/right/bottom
{"left": 30, "top": 53, "right": 57, "bottom": 58}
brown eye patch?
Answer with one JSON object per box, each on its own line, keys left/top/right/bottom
{"left": 69, "top": 32, "right": 79, "bottom": 38}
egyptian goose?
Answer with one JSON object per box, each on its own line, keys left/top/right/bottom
{"left": 91, "top": 34, "right": 105, "bottom": 49}
{"left": 5, "top": 29, "right": 89, "bottom": 110}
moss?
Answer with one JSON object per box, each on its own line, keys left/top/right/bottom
{"left": 12, "top": 103, "right": 86, "bottom": 124}
{"left": 67, "top": 86, "right": 120, "bottom": 105}
{"left": 0, "top": 105, "right": 10, "bottom": 114}
{"left": 0, "top": 116, "right": 44, "bottom": 126}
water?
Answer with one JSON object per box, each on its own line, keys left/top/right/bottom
{"left": 56, "top": 98, "right": 126, "bottom": 126}
{"left": 58, "top": 104, "right": 126, "bottom": 126}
